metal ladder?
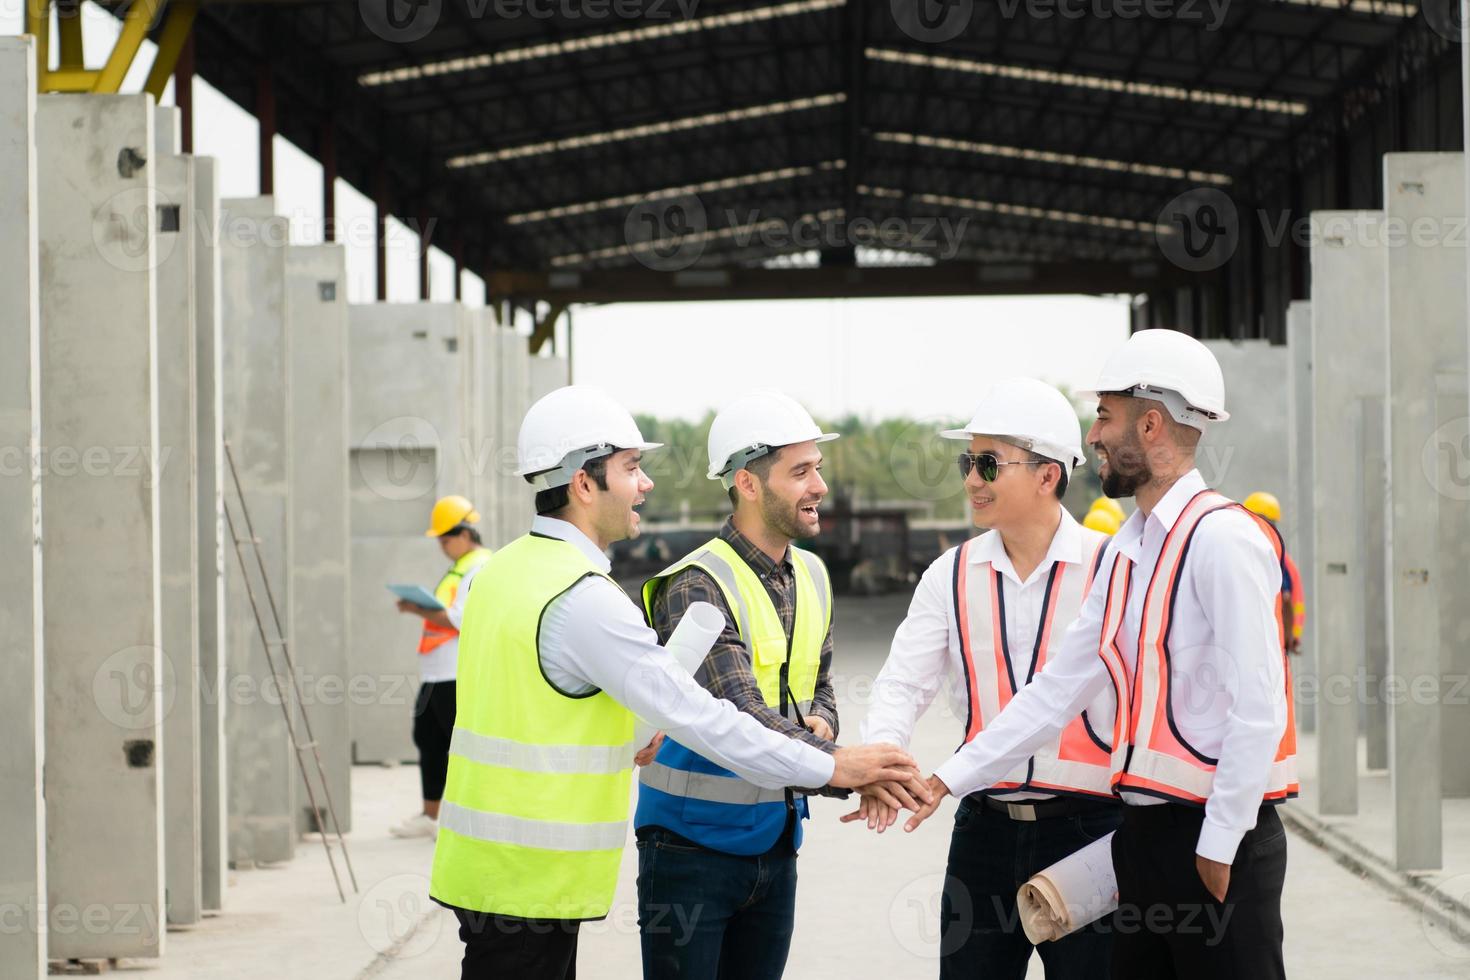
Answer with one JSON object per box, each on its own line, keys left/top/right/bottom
{"left": 222, "top": 439, "right": 358, "bottom": 902}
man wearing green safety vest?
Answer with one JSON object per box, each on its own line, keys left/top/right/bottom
{"left": 391, "top": 494, "right": 492, "bottom": 840}
{"left": 429, "top": 385, "right": 931, "bottom": 980}
{"left": 636, "top": 390, "right": 883, "bottom": 979}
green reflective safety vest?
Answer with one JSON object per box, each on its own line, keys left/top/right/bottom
{"left": 635, "top": 536, "right": 832, "bottom": 853}
{"left": 429, "top": 533, "right": 636, "bottom": 920}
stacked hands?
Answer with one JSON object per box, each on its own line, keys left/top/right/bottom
{"left": 841, "top": 769, "right": 950, "bottom": 834}
{"left": 633, "top": 731, "right": 951, "bottom": 834}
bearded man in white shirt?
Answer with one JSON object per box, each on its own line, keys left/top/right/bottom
{"left": 850, "top": 378, "right": 1122, "bottom": 979}
{"left": 905, "top": 332, "right": 1298, "bottom": 980}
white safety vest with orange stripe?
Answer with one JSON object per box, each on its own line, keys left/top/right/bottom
{"left": 1096, "top": 489, "right": 1299, "bottom": 806}
{"left": 955, "top": 527, "right": 1116, "bottom": 799}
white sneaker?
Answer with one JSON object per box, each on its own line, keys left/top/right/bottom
{"left": 389, "top": 813, "right": 438, "bottom": 839}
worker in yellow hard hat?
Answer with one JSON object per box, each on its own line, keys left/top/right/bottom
{"left": 1243, "top": 491, "right": 1305, "bottom": 655}
{"left": 391, "top": 494, "right": 493, "bottom": 839}
{"left": 1082, "top": 507, "right": 1121, "bottom": 535}
{"left": 1088, "top": 495, "right": 1126, "bottom": 523}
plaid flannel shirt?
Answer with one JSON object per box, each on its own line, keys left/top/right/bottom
{"left": 649, "top": 519, "right": 843, "bottom": 794}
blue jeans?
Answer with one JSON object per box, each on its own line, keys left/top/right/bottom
{"left": 940, "top": 799, "right": 1122, "bottom": 980}
{"left": 636, "top": 828, "right": 797, "bottom": 980}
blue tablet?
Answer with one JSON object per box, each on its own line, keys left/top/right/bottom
{"left": 387, "top": 583, "right": 445, "bottom": 611}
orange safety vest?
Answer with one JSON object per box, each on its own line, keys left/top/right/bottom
{"left": 419, "top": 548, "right": 491, "bottom": 655}
{"left": 1282, "top": 551, "right": 1306, "bottom": 643}
{"left": 1096, "top": 489, "right": 1299, "bottom": 806}
{"left": 954, "top": 531, "right": 1116, "bottom": 799}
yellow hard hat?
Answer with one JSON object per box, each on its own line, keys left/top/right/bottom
{"left": 425, "top": 495, "right": 480, "bottom": 537}
{"left": 1083, "top": 508, "right": 1121, "bottom": 535}
{"left": 1243, "top": 491, "right": 1282, "bottom": 523}
{"left": 1089, "top": 497, "right": 1126, "bottom": 522}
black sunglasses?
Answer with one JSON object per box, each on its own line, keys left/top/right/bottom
{"left": 957, "top": 452, "right": 1036, "bottom": 482}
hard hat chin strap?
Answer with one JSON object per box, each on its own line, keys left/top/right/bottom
{"left": 1127, "top": 385, "right": 1215, "bottom": 433}
{"left": 526, "top": 443, "right": 618, "bottom": 491}
{"left": 717, "top": 443, "right": 774, "bottom": 490}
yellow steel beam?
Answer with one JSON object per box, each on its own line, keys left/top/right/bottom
{"left": 47, "top": 67, "right": 102, "bottom": 91}
{"left": 56, "top": 3, "right": 84, "bottom": 69}
{"left": 528, "top": 302, "right": 567, "bottom": 355}
{"left": 26, "top": 0, "right": 50, "bottom": 91}
{"left": 143, "top": 0, "right": 196, "bottom": 101}
{"left": 92, "top": 0, "right": 163, "bottom": 94}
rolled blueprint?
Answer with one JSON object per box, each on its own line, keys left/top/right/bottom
{"left": 631, "top": 600, "right": 725, "bottom": 752}
{"left": 1017, "top": 833, "right": 1118, "bottom": 944}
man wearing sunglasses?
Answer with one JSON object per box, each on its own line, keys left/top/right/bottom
{"left": 850, "top": 377, "right": 1120, "bottom": 979}
{"left": 904, "top": 331, "right": 1298, "bottom": 980}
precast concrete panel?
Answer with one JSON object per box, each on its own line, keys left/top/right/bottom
{"left": 193, "top": 156, "right": 228, "bottom": 910}
{"left": 286, "top": 245, "right": 352, "bottom": 833}
{"left": 0, "top": 36, "right": 46, "bottom": 980}
{"left": 1309, "top": 212, "right": 1387, "bottom": 815}
{"left": 1361, "top": 393, "right": 1389, "bottom": 771}
{"left": 1382, "top": 152, "right": 1466, "bottom": 869}
{"left": 37, "top": 93, "right": 164, "bottom": 960}
{"left": 497, "top": 332, "right": 534, "bottom": 547}
{"left": 1286, "top": 302, "right": 1315, "bottom": 735}
{"left": 347, "top": 304, "right": 470, "bottom": 764}
{"left": 530, "top": 356, "right": 568, "bottom": 403}
{"left": 154, "top": 111, "right": 203, "bottom": 924}
{"left": 220, "top": 198, "right": 295, "bottom": 866}
{"left": 1199, "top": 340, "right": 1291, "bottom": 508}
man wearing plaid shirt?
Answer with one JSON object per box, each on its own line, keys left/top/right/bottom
{"left": 634, "top": 391, "right": 917, "bottom": 979}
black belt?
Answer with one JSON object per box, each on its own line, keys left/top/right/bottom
{"left": 973, "top": 794, "right": 1114, "bottom": 822}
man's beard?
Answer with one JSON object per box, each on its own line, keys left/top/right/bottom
{"left": 759, "top": 485, "right": 812, "bottom": 540}
{"left": 1100, "top": 435, "right": 1151, "bottom": 499}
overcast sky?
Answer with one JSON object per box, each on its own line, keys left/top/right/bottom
{"left": 6, "top": 4, "right": 1130, "bottom": 422}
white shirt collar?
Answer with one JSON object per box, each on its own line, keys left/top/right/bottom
{"left": 1113, "top": 468, "right": 1207, "bottom": 560}
{"left": 968, "top": 505, "right": 1086, "bottom": 587}
{"left": 531, "top": 515, "right": 612, "bottom": 573}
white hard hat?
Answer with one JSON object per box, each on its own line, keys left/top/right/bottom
{"left": 939, "top": 377, "right": 1086, "bottom": 471}
{"left": 515, "top": 385, "right": 663, "bottom": 490}
{"left": 707, "top": 390, "right": 840, "bottom": 489}
{"left": 1081, "top": 329, "right": 1229, "bottom": 429}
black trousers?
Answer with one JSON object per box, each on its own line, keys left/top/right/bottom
{"left": 1110, "top": 803, "right": 1287, "bottom": 979}
{"left": 452, "top": 908, "right": 579, "bottom": 980}
{"left": 412, "top": 680, "right": 456, "bottom": 802}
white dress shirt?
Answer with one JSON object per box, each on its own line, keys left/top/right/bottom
{"left": 532, "top": 516, "right": 836, "bottom": 790}
{"left": 862, "top": 506, "right": 1109, "bottom": 801}
{"left": 932, "top": 471, "right": 1288, "bottom": 864}
{"left": 418, "top": 561, "right": 481, "bottom": 684}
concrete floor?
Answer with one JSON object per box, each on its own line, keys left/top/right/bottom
{"left": 134, "top": 594, "right": 1470, "bottom": 978}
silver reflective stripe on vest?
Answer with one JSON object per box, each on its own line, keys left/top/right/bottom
{"left": 686, "top": 548, "right": 752, "bottom": 640}
{"left": 791, "top": 548, "right": 831, "bottom": 627}
{"left": 449, "top": 727, "right": 635, "bottom": 775}
{"left": 438, "top": 802, "right": 627, "bottom": 852}
{"left": 639, "top": 761, "right": 788, "bottom": 805}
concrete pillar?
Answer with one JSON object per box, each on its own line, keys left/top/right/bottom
{"left": 154, "top": 107, "right": 204, "bottom": 925}
{"left": 1382, "top": 152, "right": 1466, "bottom": 869}
{"left": 193, "top": 156, "right": 228, "bottom": 910}
{"left": 1285, "top": 302, "right": 1315, "bottom": 735}
{"left": 286, "top": 244, "right": 352, "bottom": 833}
{"left": 37, "top": 93, "right": 163, "bottom": 960}
{"left": 1361, "top": 393, "right": 1389, "bottom": 771}
{"left": 1434, "top": 368, "right": 1470, "bottom": 798}
{"left": 1308, "top": 211, "right": 1388, "bottom": 814}
{"left": 347, "top": 304, "right": 468, "bottom": 765}
{"left": 497, "top": 331, "right": 534, "bottom": 546}
{"left": 1198, "top": 339, "right": 1291, "bottom": 505}
{"left": 469, "top": 307, "right": 501, "bottom": 548}
{"left": 0, "top": 36, "right": 46, "bottom": 980}
{"left": 220, "top": 197, "right": 295, "bottom": 866}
